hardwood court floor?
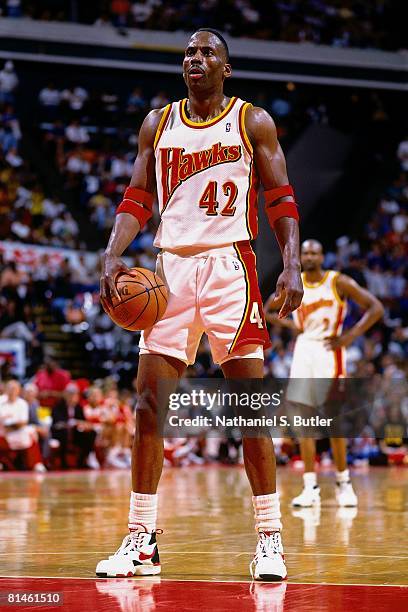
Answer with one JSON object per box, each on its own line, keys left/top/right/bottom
{"left": 0, "top": 466, "right": 407, "bottom": 611}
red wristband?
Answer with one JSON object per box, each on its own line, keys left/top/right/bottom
{"left": 265, "top": 201, "right": 299, "bottom": 228}
{"left": 116, "top": 187, "right": 154, "bottom": 230}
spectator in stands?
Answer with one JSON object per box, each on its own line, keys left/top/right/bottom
{"left": 34, "top": 357, "right": 71, "bottom": 409}
{"left": 110, "top": 0, "right": 130, "bottom": 28}
{"left": 0, "top": 379, "right": 46, "bottom": 471}
{"left": 5, "top": 0, "right": 23, "bottom": 18}
{"left": 131, "top": 0, "right": 154, "bottom": 28}
{"left": 24, "top": 381, "right": 51, "bottom": 460}
{"left": 126, "top": 87, "right": 146, "bottom": 120}
{"left": 65, "top": 119, "right": 89, "bottom": 145}
{"left": 38, "top": 83, "right": 61, "bottom": 120}
{"left": 50, "top": 210, "right": 79, "bottom": 247}
{"left": 61, "top": 85, "right": 88, "bottom": 119}
{"left": 0, "top": 61, "right": 18, "bottom": 105}
{"left": 88, "top": 190, "right": 113, "bottom": 230}
{"left": 150, "top": 90, "right": 169, "bottom": 109}
{"left": 51, "top": 383, "right": 97, "bottom": 469}
{"left": 5, "top": 146, "right": 23, "bottom": 167}
{"left": 397, "top": 137, "right": 408, "bottom": 172}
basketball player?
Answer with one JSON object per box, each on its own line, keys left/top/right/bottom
{"left": 98, "top": 29, "right": 303, "bottom": 581}
{"left": 265, "top": 239, "right": 384, "bottom": 507}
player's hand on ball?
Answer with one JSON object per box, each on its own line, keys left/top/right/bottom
{"left": 100, "top": 254, "right": 134, "bottom": 313}
{"left": 275, "top": 266, "right": 303, "bottom": 319}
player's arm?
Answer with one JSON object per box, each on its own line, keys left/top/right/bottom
{"left": 324, "top": 274, "right": 384, "bottom": 350}
{"left": 100, "top": 108, "right": 164, "bottom": 312}
{"left": 245, "top": 106, "right": 303, "bottom": 318}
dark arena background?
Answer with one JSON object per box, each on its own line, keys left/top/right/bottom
{"left": 0, "top": 2, "right": 407, "bottom": 611}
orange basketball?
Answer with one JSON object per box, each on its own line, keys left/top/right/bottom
{"left": 109, "top": 267, "right": 168, "bottom": 331}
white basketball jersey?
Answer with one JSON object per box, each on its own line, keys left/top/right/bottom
{"left": 153, "top": 97, "right": 258, "bottom": 250}
{"left": 293, "top": 270, "right": 346, "bottom": 340}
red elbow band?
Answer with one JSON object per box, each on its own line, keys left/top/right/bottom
{"left": 264, "top": 185, "right": 295, "bottom": 205}
{"left": 266, "top": 201, "right": 299, "bottom": 228}
{"left": 116, "top": 187, "right": 154, "bottom": 229}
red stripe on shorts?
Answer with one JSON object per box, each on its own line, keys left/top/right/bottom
{"left": 229, "top": 241, "right": 272, "bottom": 354}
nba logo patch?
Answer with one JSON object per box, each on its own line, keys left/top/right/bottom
{"left": 226, "top": 122, "right": 231, "bottom": 132}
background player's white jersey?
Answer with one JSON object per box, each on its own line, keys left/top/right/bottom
{"left": 292, "top": 270, "right": 346, "bottom": 340}
{"left": 153, "top": 97, "right": 258, "bottom": 250}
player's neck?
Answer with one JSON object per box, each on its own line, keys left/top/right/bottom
{"left": 304, "top": 269, "right": 325, "bottom": 283}
{"left": 186, "top": 90, "right": 228, "bottom": 123}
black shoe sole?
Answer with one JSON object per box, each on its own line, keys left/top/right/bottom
{"left": 258, "top": 574, "right": 286, "bottom": 582}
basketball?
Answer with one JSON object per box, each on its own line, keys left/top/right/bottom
{"left": 109, "top": 267, "right": 168, "bottom": 331}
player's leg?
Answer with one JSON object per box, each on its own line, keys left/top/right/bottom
{"left": 96, "top": 353, "right": 186, "bottom": 578}
{"left": 287, "top": 340, "right": 321, "bottom": 507}
{"left": 291, "top": 438, "right": 321, "bottom": 507}
{"left": 221, "top": 357, "right": 276, "bottom": 494}
{"left": 330, "top": 437, "right": 357, "bottom": 507}
{"left": 221, "top": 356, "right": 287, "bottom": 582}
{"left": 132, "top": 353, "right": 186, "bottom": 493}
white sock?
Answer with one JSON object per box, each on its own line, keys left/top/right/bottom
{"left": 303, "top": 472, "right": 317, "bottom": 488}
{"left": 336, "top": 469, "right": 350, "bottom": 484}
{"left": 128, "top": 492, "right": 158, "bottom": 533}
{"left": 252, "top": 493, "right": 282, "bottom": 532}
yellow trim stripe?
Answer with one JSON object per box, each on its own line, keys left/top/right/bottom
{"left": 229, "top": 242, "right": 251, "bottom": 353}
{"left": 240, "top": 102, "right": 253, "bottom": 155}
{"left": 245, "top": 163, "right": 254, "bottom": 240}
{"left": 181, "top": 96, "right": 237, "bottom": 127}
{"left": 153, "top": 104, "right": 172, "bottom": 150}
{"left": 303, "top": 270, "right": 330, "bottom": 289}
{"left": 331, "top": 271, "right": 345, "bottom": 305}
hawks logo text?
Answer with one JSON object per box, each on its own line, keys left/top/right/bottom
{"left": 298, "top": 298, "right": 334, "bottom": 321}
{"left": 159, "top": 143, "right": 242, "bottom": 209}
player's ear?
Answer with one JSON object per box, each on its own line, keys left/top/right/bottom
{"left": 223, "top": 63, "right": 232, "bottom": 80}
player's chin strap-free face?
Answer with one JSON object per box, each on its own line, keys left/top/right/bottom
{"left": 116, "top": 186, "right": 154, "bottom": 229}
{"left": 264, "top": 185, "right": 299, "bottom": 228}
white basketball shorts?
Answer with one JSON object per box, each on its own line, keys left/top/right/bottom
{"left": 139, "top": 241, "right": 271, "bottom": 365}
{"left": 287, "top": 336, "right": 346, "bottom": 407}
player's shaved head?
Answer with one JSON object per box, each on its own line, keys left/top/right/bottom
{"left": 187, "top": 29, "right": 229, "bottom": 63}
{"left": 301, "top": 239, "right": 323, "bottom": 254}
{"left": 301, "top": 239, "right": 324, "bottom": 273}
{"left": 196, "top": 28, "right": 230, "bottom": 61}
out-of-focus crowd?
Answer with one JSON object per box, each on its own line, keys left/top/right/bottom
{"left": 0, "top": 365, "right": 135, "bottom": 471}
{"left": 0, "top": 0, "right": 403, "bottom": 51}
{"left": 0, "top": 356, "right": 406, "bottom": 473}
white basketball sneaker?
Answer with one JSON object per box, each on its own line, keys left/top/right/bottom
{"left": 335, "top": 481, "right": 358, "bottom": 507}
{"left": 95, "top": 528, "right": 161, "bottom": 577}
{"left": 250, "top": 531, "right": 287, "bottom": 582}
{"left": 291, "top": 485, "right": 321, "bottom": 507}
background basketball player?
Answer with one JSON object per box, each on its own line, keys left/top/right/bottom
{"left": 98, "top": 29, "right": 303, "bottom": 581}
{"left": 265, "top": 239, "right": 384, "bottom": 507}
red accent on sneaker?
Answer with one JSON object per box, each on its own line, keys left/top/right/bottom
{"left": 139, "top": 550, "right": 156, "bottom": 561}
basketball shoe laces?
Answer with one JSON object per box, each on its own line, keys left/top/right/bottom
{"left": 250, "top": 531, "right": 282, "bottom": 578}
{"left": 110, "top": 529, "right": 163, "bottom": 558}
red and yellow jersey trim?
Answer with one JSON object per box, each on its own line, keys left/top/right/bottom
{"left": 179, "top": 96, "right": 238, "bottom": 129}
{"left": 303, "top": 270, "right": 330, "bottom": 289}
{"left": 331, "top": 271, "right": 345, "bottom": 305}
{"left": 153, "top": 104, "right": 172, "bottom": 150}
{"left": 238, "top": 102, "right": 253, "bottom": 155}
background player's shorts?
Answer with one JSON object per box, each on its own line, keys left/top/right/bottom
{"left": 139, "top": 241, "right": 270, "bottom": 365}
{"left": 286, "top": 336, "right": 346, "bottom": 407}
